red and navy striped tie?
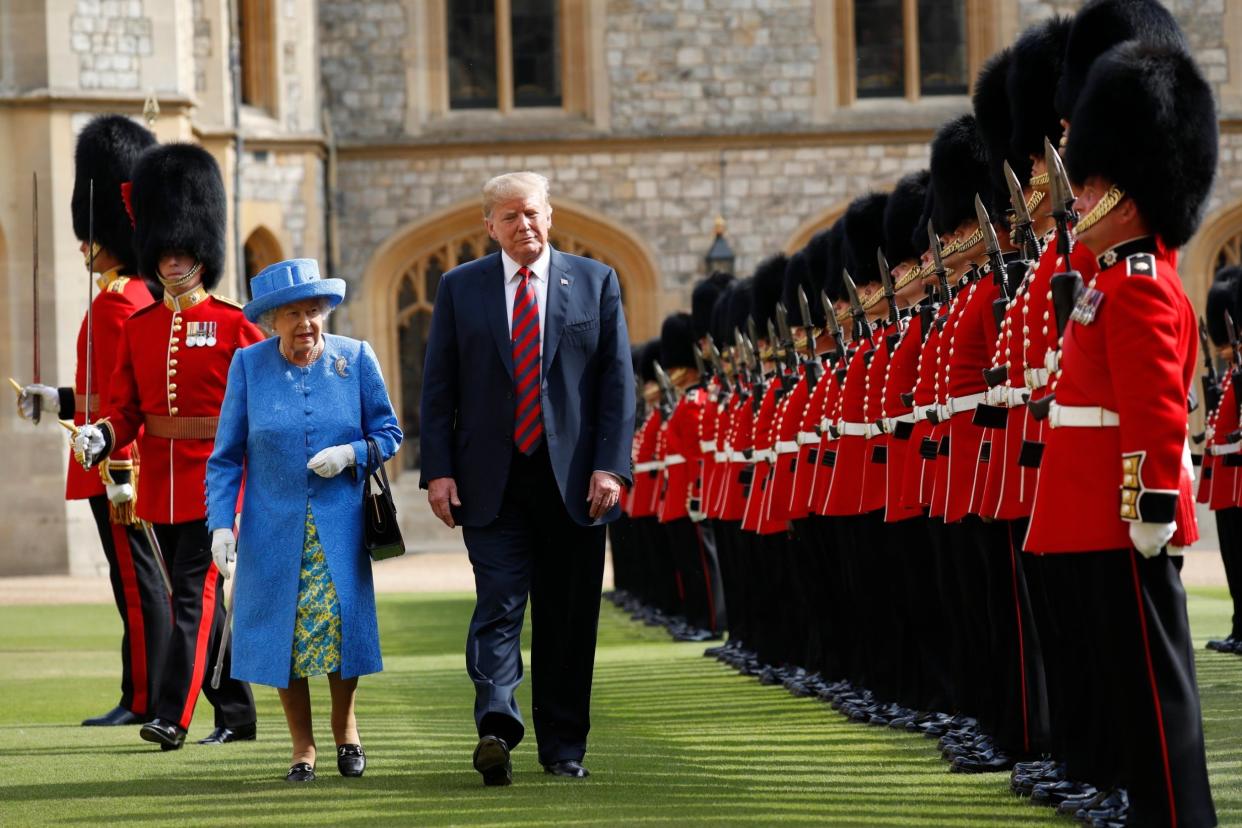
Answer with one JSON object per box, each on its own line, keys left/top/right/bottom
{"left": 512, "top": 266, "right": 543, "bottom": 454}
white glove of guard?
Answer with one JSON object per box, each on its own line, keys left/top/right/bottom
{"left": 73, "top": 424, "right": 106, "bottom": 468}
{"left": 1129, "top": 521, "right": 1175, "bottom": 559}
{"left": 18, "top": 384, "right": 59, "bottom": 421}
{"left": 105, "top": 482, "right": 134, "bottom": 505}
{"left": 211, "top": 528, "right": 236, "bottom": 580}
{"left": 307, "top": 444, "right": 355, "bottom": 478}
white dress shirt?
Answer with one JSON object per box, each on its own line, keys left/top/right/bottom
{"left": 501, "top": 245, "right": 550, "bottom": 340}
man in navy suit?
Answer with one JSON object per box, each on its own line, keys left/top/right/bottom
{"left": 420, "top": 172, "right": 635, "bottom": 785}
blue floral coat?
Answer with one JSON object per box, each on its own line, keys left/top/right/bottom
{"left": 207, "top": 335, "right": 402, "bottom": 688}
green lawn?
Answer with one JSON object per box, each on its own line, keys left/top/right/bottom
{"left": 0, "top": 586, "right": 1239, "bottom": 826}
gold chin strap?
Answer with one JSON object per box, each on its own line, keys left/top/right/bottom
{"left": 1073, "top": 185, "right": 1125, "bottom": 236}
{"left": 940, "top": 226, "right": 984, "bottom": 260}
{"left": 1025, "top": 188, "right": 1045, "bottom": 215}
{"left": 1029, "top": 171, "right": 1050, "bottom": 187}
{"left": 158, "top": 259, "right": 202, "bottom": 289}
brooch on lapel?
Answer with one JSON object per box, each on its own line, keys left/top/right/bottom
{"left": 334, "top": 356, "right": 349, "bottom": 378}
{"left": 560, "top": 278, "right": 569, "bottom": 286}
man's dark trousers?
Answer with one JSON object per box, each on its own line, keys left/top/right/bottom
{"left": 463, "top": 444, "right": 606, "bottom": 766}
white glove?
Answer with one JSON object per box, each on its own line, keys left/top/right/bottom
{"left": 18, "top": 383, "right": 59, "bottom": 421}
{"left": 307, "top": 444, "right": 355, "bottom": 478}
{"left": 105, "top": 482, "right": 134, "bottom": 505}
{"left": 73, "top": 424, "right": 106, "bottom": 468}
{"left": 1129, "top": 521, "right": 1175, "bottom": 559}
{"left": 211, "top": 528, "right": 236, "bottom": 580}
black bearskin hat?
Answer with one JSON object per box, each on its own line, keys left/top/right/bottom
{"left": 1008, "top": 16, "right": 1072, "bottom": 172}
{"left": 1055, "top": 0, "right": 1185, "bottom": 120}
{"left": 1206, "top": 268, "right": 1240, "bottom": 346}
{"left": 691, "top": 271, "right": 734, "bottom": 340}
{"left": 822, "top": 221, "right": 846, "bottom": 303}
{"left": 659, "top": 312, "right": 697, "bottom": 370}
{"left": 750, "top": 253, "right": 788, "bottom": 332}
{"left": 712, "top": 277, "right": 753, "bottom": 346}
{"left": 789, "top": 230, "right": 831, "bottom": 328}
{"left": 130, "top": 143, "right": 228, "bottom": 290}
{"left": 1064, "top": 41, "right": 1217, "bottom": 249}
{"left": 842, "top": 193, "right": 889, "bottom": 287}
{"left": 638, "top": 338, "right": 660, "bottom": 384}
{"left": 911, "top": 186, "right": 935, "bottom": 260}
{"left": 929, "top": 115, "right": 992, "bottom": 235}
{"left": 972, "top": 48, "right": 1018, "bottom": 218}
{"left": 782, "top": 250, "right": 811, "bottom": 326}
{"left": 72, "top": 115, "right": 156, "bottom": 274}
{"left": 884, "top": 170, "right": 930, "bottom": 266}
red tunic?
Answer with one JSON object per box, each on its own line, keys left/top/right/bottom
{"left": 1026, "top": 245, "right": 1199, "bottom": 553}
{"left": 1206, "top": 375, "right": 1241, "bottom": 511}
{"left": 859, "top": 321, "right": 898, "bottom": 514}
{"left": 810, "top": 356, "right": 849, "bottom": 516}
{"left": 882, "top": 310, "right": 924, "bottom": 522}
{"left": 743, "top": 381, "right": 784, "bottom": 534}
{"left": 658, "top": 387, "right": 707, "bottom": 523}
{"left": 101, "top": 289, "right": 263, "bottom": 524}
{"left": 765, "top": 370, "right": 809, "bottom": 526}
{"left": 691, "top": 380, "right": 723, "bottom": 520}
{"left": 719, "top": 392, "right": 754, "bottom": 521}
{"left": 825, "top": 331, "right": 878, "bottom": 516}
{"left": 902, "top": 304, "right": 950, "bottom": 511}
{"left": 790, "top": 358, "right": 832, "bottom": 520}
{"left": 627, "top": 410, "right": 662, "bottom": 518}
{"left": 66, "top": 269, "right": 154, "bottom": 500}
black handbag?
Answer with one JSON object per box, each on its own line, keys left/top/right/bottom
{"left": 362, "top": 438, "right": 405, "bottom": 561}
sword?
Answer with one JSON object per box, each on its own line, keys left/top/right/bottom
{"left": 84, "top": 179, "right": 96, "bottom": 426}
{"left": 140, "top": 521, "right": 174, "bottom": 596}
{"left": 31, "top": 173, "right": 41, "bottom": 424}
{"left": 211, "top": 552, "right": 237, "bottom": 691}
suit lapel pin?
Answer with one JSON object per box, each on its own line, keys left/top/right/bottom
{"left": 335, "top": 356, "right": 349, "bottom": 378}
{"left": 560, "top": 278, "right": 569, "bottom": 286}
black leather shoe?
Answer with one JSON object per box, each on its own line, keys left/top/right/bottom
{"left": 473, "top": 735, "right": 512, "bottom": 786}
{"left": 197, "top": 722, "right": 257, "bottom": 745}
{"left": 1031, "top": 779, "right": 1096, "bottom": 807}
{"left": 337, "top": 744, "right": 366, "bottom": 777}
{"left": 951, "top": 748, "right": 1014, "bottom": 773}
{"left": 1206, "top": 636, "right": 1235, "bottom": 652}
{"left": 139, "top": 718, "right": 186, "bottom": 751}
{"left": 544, "top": 759, "right": 590, "bottom": 778}
{"left": 286, "top": 762, "right": 316, "bottom": 782}
{"left": 82, "top": 705, "right": 145, "bottom": 726}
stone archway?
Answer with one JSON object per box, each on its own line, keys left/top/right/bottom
{"left": 784, "top": 200, "right": 850, "bottom": 255}
{"left": 359, "top": 197, "right": 659, "bottom": 472}
{"left": 242, "top": 225, "right": 285, "bottom": 298}
{"left": 1182, "top": 198, "right": 1242, "bottom": 314}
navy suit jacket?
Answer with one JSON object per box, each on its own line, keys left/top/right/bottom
{"left": 419, "top": 248, "right": 635, "bottom": 527}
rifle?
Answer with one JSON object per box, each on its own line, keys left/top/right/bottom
{"left": 976, "top": 194, "right": 1012, "bottom": 330}
{"left": 653, "top": 360, "right": 677, "bottom": 420}
{"left": 1199, "top": 317, "right": 1222, "bottom": 415}
{"left": 1046, "top": 140, "right": 1084, "bottom": 343}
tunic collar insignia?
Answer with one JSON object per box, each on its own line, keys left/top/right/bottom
{"left": 164, "top": 286, "right": 209, "bottom": 312}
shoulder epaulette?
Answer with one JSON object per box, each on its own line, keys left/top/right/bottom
{"left": 106, "top": 276, "right": 131, "bottom": 294}
{"left": 1126, "top": 253, "right": 1157, "bottom": 279}
{"left": 211, "top": 294, "right": 245, "bottom": 310}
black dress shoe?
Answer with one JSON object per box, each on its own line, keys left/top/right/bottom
{"left": 473, "top": 735, "right": 512, "bottom": 786}
{"left": 1206, "top": 636, "right": 1235, "bottom": 652}
{"left": 337, "top": 744, "right": 366, "bottom": 777}
{"left": 950, "top": 748, "right": 1014, "bottom": 773}
{"left": 286, "top": 762, "right": 316, "bottom": 782}
{"left": 139, "top": 718, "right": 187, "bottom": 751}
{"left": 544, "top": 759, "right": 590, "bottom": 778}
{"left": 82, "top": 705, "right": 145, "bottom": 726}
{"left": 197, "top": 722, "right": 257, "bottom": 745}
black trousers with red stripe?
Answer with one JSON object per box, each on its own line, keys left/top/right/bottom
{"left": 88, "top": 496, "right": 171, "bottom": 718}
{"left": 151, "top": 519, "right": 255, "bottom": 731}
{"left": 1048, "top": 548, "right": 1215, "bottom": 828}
{"left": 1214, "top": 507, "right": 1242, "bottom": 639}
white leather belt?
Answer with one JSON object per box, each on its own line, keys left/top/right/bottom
{"left": 914, "top": 403, "right": 936, "bottom": 422}
{"left": 883, "top": 413, "right": 915, "bottom": 431}
{"left": 1048, "top": 403, "right": 1119, "bottom": 428}
{"left": 820, "top": 417, "right": 832, "bottom": 432}
{"left": 796, "top": 431, "right": 819, "bottom": 446}
{"left": 945, "top": 392, "right": 987, "bottom": 417}
{"left": 664, "top": 454, "right": 686, "bottom": 466}
{"left": 1210, "top": 442, "right": 1242, "bottom": 456}
{"left": 730, "top": 451, "right": 749, "bottom": 463}
{"left": 1044, "top": 350, "right": 1060, "bottom": 375}
{"left": 1024, "top": 367, "right": 1049, "bottom": 389}
{"left": 699, "top": 440, "right": 716, "bottom": 453}
{"left": 753, "top": 449, "right": 775, "bottom": 463}
{"left": 839, "top": 422, "right": 869, "bottom": 437}
{"left": 775, "top": 440, "right": 800, "bottom": 454}
{"left": 713, "top": 451, "right": 728, "bottom": 462}
{"left": 989, "top": 385, "right": 1028, "bottom": 407}
{"left": 634, "top": 461, "right": 660, "bottom": 473}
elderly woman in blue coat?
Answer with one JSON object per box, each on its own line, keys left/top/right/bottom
{"left": 206, "top": 258, "right": 401, "bottom": 783}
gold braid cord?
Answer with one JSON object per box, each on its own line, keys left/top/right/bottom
{"left": 1073, "top": 186, "right": 1125, "bottom": 236}
{"left": 100, "top": 458, "right": 141, "bottom": 527}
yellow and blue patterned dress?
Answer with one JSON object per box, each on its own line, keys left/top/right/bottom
{"left": 291, "top": 506, "right": 343, "bottom": 679}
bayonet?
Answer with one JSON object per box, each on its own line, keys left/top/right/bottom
{"left": 1200, "top": 317, "right": 1222, "bottom": 415}
{"left": 842, "top": 270, "right": 865, "bottom": 336}
{"left": 797, "top": 286, "right": 815, "bottom": 360}
{"left": 1004, "top": 160, "right": 1039, "bottom": 260}
{"left": 821, "top": 289, "right": 845, "bottom": 358}
{"left": 928, "top": 220, "right": 951, "bottom": 304}
{"left": 976, "top": 194, "right": 1009, "bottom": 297}
{"left": 747, "top": 317, "right": 759, "bottom": 353}
{"left": 693, "top": 343, "right": 707, "bottom": 380}
{"left": 877, "top": 248, "right": 898, "bottom": 325}
{"left": 653, "top": 360, "right": 676, "bottom": 418}
{"left": 1046, "top": 137, "right": 1076, "bottom": 259}
{"left": 31, "top": 172, "right": 41, "bottom": 423}
{"left": 775, "top": 303, "right": 798, "bottom": 380}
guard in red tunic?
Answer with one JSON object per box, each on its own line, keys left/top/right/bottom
{"left": 73, "top": 144, "right": 260, "bottom": 751}
{"left": 1025, "top": 41, "right": 1217, "bottom": 827}
{"left": 1201, "top": 272, "right": 1242, "bottom": 654}
{"left": 17, "top": 115, "right": 171, "bottom": 727}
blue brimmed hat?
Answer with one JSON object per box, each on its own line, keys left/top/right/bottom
{"left": 244, "top": 258, "right": 346, "bottom": 323}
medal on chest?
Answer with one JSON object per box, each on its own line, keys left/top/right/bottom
{"left": 1070, "top": 288, "right": 1104, "bottom": 326}
{"left": 185, "top": 321, "right": 218, "bottom": 347}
